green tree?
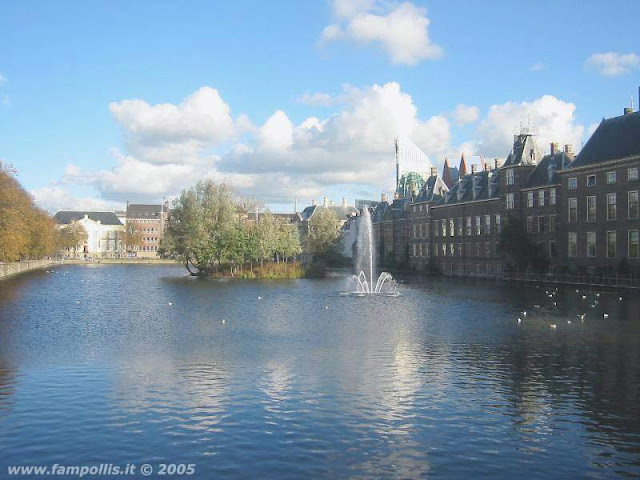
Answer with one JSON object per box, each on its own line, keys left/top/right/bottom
{"left": 277, "top": 220, "right": 302, "bottom": 262}
{"left": 306, "top": 207, "right": 341, "bottom": 256}
{"left": 497, "top": 216, "right": 548, "bottom": 273}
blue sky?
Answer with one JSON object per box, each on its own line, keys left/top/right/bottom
{"left": 1, "top": 0, "right": 639, "bottom": 212}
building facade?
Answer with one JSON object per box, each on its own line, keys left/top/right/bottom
{"left": 372, "top": 107, "right": 640, "bottom": 281}
{"left": 125, "top": 203, "right": 169, "bottom": 257}
{"left": 54, "top": 211, "right": 124, "bottom": 257}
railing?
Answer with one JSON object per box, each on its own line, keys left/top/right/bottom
{"left": 503, "top": 271, "right": 640, "bottom": 289}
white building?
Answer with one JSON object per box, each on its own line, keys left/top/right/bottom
{"left": 54, "top": 211, "right": 125, "bottom": 257}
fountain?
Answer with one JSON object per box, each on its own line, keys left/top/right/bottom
{"left": 345, "top": 207, "right": 399, "bottom": 296}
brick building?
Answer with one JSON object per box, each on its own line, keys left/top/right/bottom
{"left": 372, "top": 105, "right": 640, "bottom": 281}
{"left": 125, "top": 203, "right": 169, "bottom": 257}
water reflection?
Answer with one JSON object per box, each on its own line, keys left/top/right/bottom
{"left": 0, "top": 266, "right": 639, "bottom": 478}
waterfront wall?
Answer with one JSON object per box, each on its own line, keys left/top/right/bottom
{"left": 0, "top": 259, "right": 53, "bottom": 280}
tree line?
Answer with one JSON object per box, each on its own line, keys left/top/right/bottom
{"left": 159, "top": 180, "right": 306, "bottom": 276}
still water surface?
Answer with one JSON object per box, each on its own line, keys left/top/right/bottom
{"left": 0, "top": 265, "right": 639, "bottom": 478}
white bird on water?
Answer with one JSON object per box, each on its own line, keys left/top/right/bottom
{"left": 221, "top": 319, "right": 226, "bottom": 324}
{"left": 521, "top": 311, "right": 527, "bottom": 317}
{"left": 567, "top": 320, "right": 572, "bottom": 324}
{"left": 550, "top": 324, "right": 557, "bottom": 329}
{"left": 257, "top": 296, "right": 263, "bottom": 300}
{"left": 578, "top": 314, "right": 586, "bottom": 322}
{"left": 168, "top": 302, "right": 173, "bottom": 306}
{"left": 603, "top": 313, "right": 609, "bottom": 319}
{"left": 518, "top": 317, "right": 522, "bottom": 324}
{"left": 618, "top": 296, "right": 623, "bottom": 301}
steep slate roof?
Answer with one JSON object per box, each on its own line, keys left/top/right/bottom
{"left": 569, "top": 111, "right": 640, "bottom": 168}
{"left": 126, "top": 204, "right": 163, "bottom": 218}
{"left": 502, "top": 133, "right": 544, "bottom": 167}
{"left": 441, "top": 158, "right": 459, "bottom": 188}
{"left": 415, "top": 175, "right": 449, "bottom": 203}
{"left": 54, "top": 211, "right": 123, "bottom": 226}
{"left": 300, "top": 205, "right": 358, "bottom": 222}
{"left": 525, "top": 152, "right": 573, "bottom": 188}
{"left": 438, "top": 170, "right": 500, "bottom": 205}
{"left": 371, "top": 202, "right": 389, "bottom": 223}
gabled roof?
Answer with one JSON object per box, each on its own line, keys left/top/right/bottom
{"left": 54, "top": 211, "right": 123, "bottom": 226}
{"left": 371, "top": 202, "right": 389, "bottom": 223}
{"left": 300, "top": 204, "right": 358, "bottom": 222}
{"left": 415, "top": 175, "right": 449, "bottom": 203}
{"left": 502, "top": 133, "right": 544, "bottom": 167}
{"left": 525, "top": 152, "right": 572, "bottom": 188}
{"left": 569, "top": 111, "right": 640, "bottom": 169}
{"left": 438, "top": 170, "right": 500, "bottom": 205}
{"left": 442, "top": 158, "right": 459, "bottom": 188}
{"left": 126, "top": 204, "right": 164, "bottom": 218}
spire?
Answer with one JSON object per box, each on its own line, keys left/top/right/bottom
{"left": 442, "top": 157, "right": 453, "bottom": 188}
{"left": 458, "top": 153, "right": 468, "bottom": 177}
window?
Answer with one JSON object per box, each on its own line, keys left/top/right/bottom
{"left": 629, "top": 167, "right": 639, "bottom": 181}
{"left": 587, "top": 175, "right": 596, "bottom": 187}
{"left": 538, "top": 216, "right": 546, "bottom": 233}
{"left": 527, "top": 216, "right": 535, "bottom": 233}
{"left": 607, "top": 231, "right": 617, "bottom": 258}
{"left": 441, "top": 220, "right": 447, "bottom": 237}
{"left": 434, "top": 243, "right": 438, "bottom": 257}
{"left": 587, "top": 196, "right": 596, "bottom": 222}
{"left": 549, "top": 241, "right": 558, "bottom": 257}
{"left": 475, "top": 216, "right": 481, "bottom": 235}
{"left": 413, "top": 225, "right": 418, "bottom": 239}
{"left": 549, "top": 215, "right": 557, "bottom": 233}
{"left": 550, "top": 188, "right": 556, "bottom": 205}
{"left": 495, "top": 214, "right": 501, "bottom": 234}
{"left": 476, "top": 243, "right": 481, "bottom": 257}
{"left": 506, "top": 169, "right": 515, "bottom": 185}
{"left": 457, "top": 218, "right": 463, "bottom": 236}
{"left": 457, "top": 243, "right": 462, "bottom": 257}
{"left": 527, "top": 191, "right": 534, "bottom": 208}
{"left": 412, "top": 244, "right": 417, "bottom": 257}
{"left": 586, "top": 232, "right": 596, "bottom": 257}
{"left": 538, "top": 190, "right": 545, "bottom": 207}
{"left": 568, "top": 177, "right": 577, "bottom": 189}
{"left": 607, "top": 193, "right": 617, "bottom": 220}
{"left": 449, "top": 243, "right": 455, "bottom": 256}
{"left": 466, "top": 217, "right": 472, "bottom": 236}
{"left": 629, "top": 230, "right": 639, "bottom": 258}
{"left": 425, "top": 244, "right": 430, "bottom": 257}
{"left": 568, "top": 232, "right": 577, "bottom": 257}
{"left": 425, "top": 223, "right": 430, "bottom": 238}
{"left": 449, "top": 219, "right": 455, "bottom": 237}
{"left": 485, "top": 215, "right": 491, "bottom": 235}
{"left": 485, "top": 242, "right": 490, "bottom": 257}
{"left": 442, "top": 243, "right": 447, "bottom": 257}
{"left": 434, "top": 220, "right": 439, "bottom": 237}
{"left": 568, "top": 198, "right": 577, "bottom": 223}
{"left": 606, "top": 171, "right": 616, "bottom": 184}
{"left": 506, "top": 193, "right": 515, "bottom": 210}
{"left": 629, "top": 191, "right": 639, "bottom": 219}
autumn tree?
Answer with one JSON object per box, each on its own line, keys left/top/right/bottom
{"left": 121, "top": 223, "right": 144, "bottom": 253}
{"left": 57, "top": 222, "right": 88, "bottom": 257}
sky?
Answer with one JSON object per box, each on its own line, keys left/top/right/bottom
{"left": 1, "top": 0, "right": 639, "bottom": 213}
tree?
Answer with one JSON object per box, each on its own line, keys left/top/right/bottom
{"left": 0, "top": 163, "right": 58, "bottom": 262}
{"left": 277, "top": 220, "right": 302, "bottom": 261}
{"left": 306, "top": 207, "right": 341, "bottom": 256}
{"left": 497, "top": 216, "right": 548, "bottom": 273}
{"left": 57, "top": 222, "right": 88, "bottom": 257}
{"left": 160, "top": 180, "right": 239, "bottom": 275}
{"left": 121, "top": 223, "right": 144, "bottom": 254}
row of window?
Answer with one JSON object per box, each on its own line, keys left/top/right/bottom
{"left": 567, "top": 230, "right": 639, "bottom": 258}
{"left": 143, "top": 236, "right": 159, "bottom": 242}
{"left": 411, "top": 241, "right": 499, "bottom": 259}
{"left": 526, "top": 188, "right": 557, "bottom": 207}
{"left": 412, "top": 215, "right": 503, "bottom": 239}
{"left": 526, "top": 215, "right": 558, "bottom": 234}
{"left": 568, "top": 191, "right": 639, "bottom": 222}
{"left": 568, "top": 167, "right": 638, "bottom": 189}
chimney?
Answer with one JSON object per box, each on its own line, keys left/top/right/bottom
{"left": 484, "top": 163, "right": 491, "bottom": 172}
{"left": 564, "top": 144, "right": 573, "bottom": 155}
{"left": 381, "top": 193, "right": 388, "bottom": 203}
{"left": 550, "top": 142, "right": 559, "bottom": 155}
{"left": 312, "top": 199, "right": 317, "bottom": 206}
{"left": 471, "top": 164, "right": 478, "bottom": 174}
{"left": 430, "top": 166, "right": 437, "bottom": 177}
{"left": 494, "top": 158, "right": 501, "bottom": 169}
{"left": 624, "top": 107, "right": 633, "bottom": 115}
{"left": 341, "top": 197, "right": 347, "bottom": 209}
{"left": 323, "top": 196, "right": 327, "bottom": 207}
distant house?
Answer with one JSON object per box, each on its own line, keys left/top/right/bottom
{"left": 125, "top": 203, "right": 169, "bottom": 257}
{"left": 54, "top": 211, "right": 124, "bottom": 257}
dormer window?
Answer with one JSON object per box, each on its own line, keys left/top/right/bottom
{"left": 506, "top": 169, "right": 515, "bottom": 185}
{"left": 587, "top": 175, "right": 596, "bottom": 187}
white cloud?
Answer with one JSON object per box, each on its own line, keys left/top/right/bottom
{"left": 321, "top": 1, "right": 442, "bottom": 65}
{"left": 0, "top": 74, "right": 7, "bottom": 86}
{"left": 109, "top": 86, "right": 235, "bottom": 164}
{"left": 477, "top": 95, "right": 585, "bottom": 158}
{"left": 450, "top": 104, "right": 479, "bottom": 126}
{"left": 529, "top": 62, "right": 546, "bottom": 72}
{"left": 258, "top": 111, "right": 293, "bottom": 152}
{"left": 296, "top": 91, "right": 338, "bottom": 107}
{"left": 585, "top": 52, "right": 640, "bottom": 76}
{"left": 31, "top": 187, "right": 123, "bottom": 213}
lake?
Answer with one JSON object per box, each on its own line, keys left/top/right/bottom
{"left": 0, "top": 264, "right": 639, "bottom": 479}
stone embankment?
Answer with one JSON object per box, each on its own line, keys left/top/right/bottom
{"left": 0, "top": 259, "right": 55, "bottom": 280}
